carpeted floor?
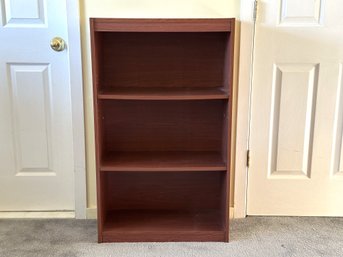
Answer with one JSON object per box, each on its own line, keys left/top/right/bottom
{"left": 0, "top": 217, "right": 342, "bottom": 257}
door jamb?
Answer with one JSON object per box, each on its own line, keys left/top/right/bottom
{"left": 66, "top": 0, "right": 86, "bottom": 219}
{"left": 234, "top": 0, "right": 255, "bottom": 218}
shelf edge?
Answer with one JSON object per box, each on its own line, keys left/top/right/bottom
{"left": 100, "top": 167, "right": 227, "bottom": 172}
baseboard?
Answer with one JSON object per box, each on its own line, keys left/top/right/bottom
{"left": 86, "top": 207, "right": 97, "bottom": 219}
{"left": 0, "top": 211, "right": 75, "bottom": 219}
{"left": 230, "top": 207, "right": 235, "bottom": 219}
{"left": 86, "top": 207, "right": 235, "bottom": 220}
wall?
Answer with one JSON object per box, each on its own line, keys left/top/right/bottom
{"left": 79, "top": 0, "right": 240, "bottom": 217}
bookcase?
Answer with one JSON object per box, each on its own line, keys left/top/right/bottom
{"left": 90, "top": 18, "right": 235, "bottom": 242}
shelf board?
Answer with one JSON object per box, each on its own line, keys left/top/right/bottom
{"left": 98, "top": 87, "right": 229, "bottom": 100}
{"left": 102, "top": 209, "right": 225, "bottom": 242}
{"left": 101, "top": 151, "right": 226, "bottom": 172}
{"left": 92, "top": 18, "right": 234, "bottom": 32}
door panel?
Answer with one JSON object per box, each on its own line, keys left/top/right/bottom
{"left": 279, "top": 0, "right": 324, "bottom": 26}
{"left": 248, "top": 0, "right": 343, "bottom": 215}
{"left": 332, "top": 65, "right": 343, "bottom": 177}
{"left": 0, "top": 0, "right": 74, "bottom": 211}
{"left": 1, "top": 0, "right": 46, "bottom": 27}
{"left": 9, "top": 64, "right": 53, "bottom": 174}
{"left": 269, "top": 63, "right": 318, "bottom": 178}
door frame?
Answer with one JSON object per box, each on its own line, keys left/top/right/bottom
{"left": 234, "top": 0, "right": 255, "bottom": 218}
{"left": 66, "top": 0, "right": 86, "bottom": 219}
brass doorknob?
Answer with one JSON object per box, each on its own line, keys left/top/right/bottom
{"left": 50, "top": 37, "right": 66, "bottom": 51}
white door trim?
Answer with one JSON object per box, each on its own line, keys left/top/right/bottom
{"left": 234, "top": 0, "right": 255, "bottom": 218}
{"left": 0, "top": 211, "right": 75, "bottom": 219}
{"left": 66, "top": 0, "right": 86, "bottom": 219}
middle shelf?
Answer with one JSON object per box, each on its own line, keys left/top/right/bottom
{"left": 98, "top": 87, "right": 229, "bottom": 100}
{"left": 98, "top": 99, "right": 229, "bottom": 172}
{"left": 100, "top": 151, "right": 226, "bottom": 172}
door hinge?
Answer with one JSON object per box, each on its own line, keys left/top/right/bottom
{"left": 253, "top": 0, "right": 258, "bottom": 22}
{"left": 246, "top": 150, "right": 250, "bottom": 168}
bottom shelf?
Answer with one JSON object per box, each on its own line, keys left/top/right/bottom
{"left": 102, "top": 209, "right": 226, "bottom": 242}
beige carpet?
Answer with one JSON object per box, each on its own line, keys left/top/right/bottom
{"left": 0, "top": 217, "right": 342, "bottom": 257}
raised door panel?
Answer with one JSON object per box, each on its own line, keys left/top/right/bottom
{"left": 269, "top": 64, "right": 318, "bottom": 178}
{"left": 279, "top": 0, "right": 324, "bottom": 26}
{"left": 331, "top": 64, "right": 343, "bottom": 177}
{"left": 0, "top": 0, "right": 46, "bottom": 27}
{"left": 8, "top": 63, "right": 54, "bottom": 175}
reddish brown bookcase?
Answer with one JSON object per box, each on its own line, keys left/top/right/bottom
{"left": 90, "top": 18, "right": 235, "bottom": 243}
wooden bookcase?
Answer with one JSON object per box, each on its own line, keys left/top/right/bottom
{"left": 90, "top": 18, "right": 235, "bottom": 243}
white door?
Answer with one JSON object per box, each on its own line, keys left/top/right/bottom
{"left": 247, "top": 0, "right": 343, "bottom": 215}
{"left": 0, "top": 0, "right": 74, "bottom": 211}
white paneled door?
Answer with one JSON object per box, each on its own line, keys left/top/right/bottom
{"left": 248, "top": 0, "right": 343, "bottom": 215}
{"left": 0, "top": 0, "right": 74, "bottom": 211}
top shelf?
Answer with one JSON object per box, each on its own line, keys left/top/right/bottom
{"left": 91, "top": 18, "right": 235, "bottom": 32}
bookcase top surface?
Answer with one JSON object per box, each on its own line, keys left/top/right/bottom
{"left": 90, "top": 18, "right": 235, "bottom": 32}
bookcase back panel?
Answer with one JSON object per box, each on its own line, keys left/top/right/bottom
{"left": 100, "top": 100, "right": 227, "bottom": 153}
{"left": 99, "top": 32, "right": 229, "bottom": 89}
{"left": 103, "top": 171, "right": 225, "bottom": 210}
